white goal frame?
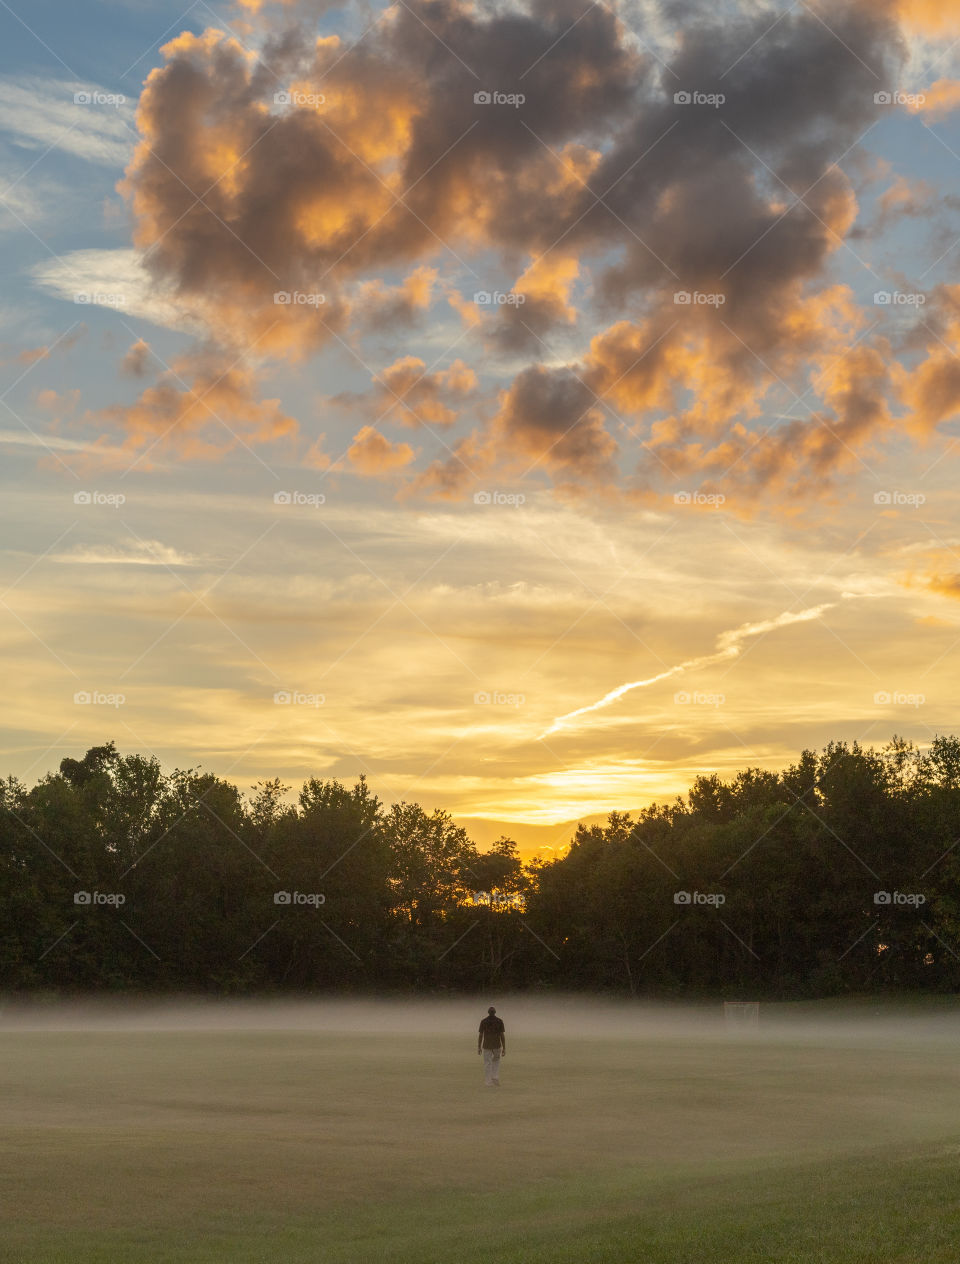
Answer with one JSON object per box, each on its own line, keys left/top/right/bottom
{"left": 723, "top": 1000, "right": 760, "bottom": 1029}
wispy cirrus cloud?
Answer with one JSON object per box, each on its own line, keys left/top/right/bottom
{"left": 0, "top": 158, "right": 68, "bottom": 235}
{"left": 30, "top": 248, "right": 199, "bottom": 333}
{"left": 0, "top": 75, "right": 134, "bottom": 167}
{"left": 0, "top": 429, "right": 129, "bottom": 458}
{"left": 542, "top": 602, "right": 841, "bottom": 736}
{"left": 50, "top": 540, "right": 200, "bottom": 566}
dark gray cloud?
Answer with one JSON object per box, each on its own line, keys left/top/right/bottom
{"left": 120, "top": 0, "right": 937, "bottom": 504}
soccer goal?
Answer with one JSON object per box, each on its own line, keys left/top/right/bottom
{"left": 723, "top": 1001, "right": 760, "bottom": 1030}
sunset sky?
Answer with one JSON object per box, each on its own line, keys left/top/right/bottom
{"left": 3, "top": 0, "right": 960, "bottom": 854}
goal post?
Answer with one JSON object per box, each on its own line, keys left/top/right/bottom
{"left": 723, "top": 1000, "right": 760, "bottom": 1030}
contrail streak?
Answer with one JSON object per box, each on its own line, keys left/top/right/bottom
{"left": 540, "top": 602, "right": 835, "bottom": 737}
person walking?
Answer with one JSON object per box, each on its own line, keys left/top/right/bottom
{"left": 478, "top": 1006, "right": 505, "bottom": 1086}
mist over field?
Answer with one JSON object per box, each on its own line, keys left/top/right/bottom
{"left": 6, "top": 993, "right": 960, "bottom": 1047}
{"left": 5, "top": 995, "right": 960, "bottom": 1262}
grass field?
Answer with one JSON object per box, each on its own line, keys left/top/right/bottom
{"left": 3, "top": 997, "right": 960, "bottom": 1262}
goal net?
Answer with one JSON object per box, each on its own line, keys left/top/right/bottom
{"left": 723, "top": 1001, "right": 760, "bottom": 1030}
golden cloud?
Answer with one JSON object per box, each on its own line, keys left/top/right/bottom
{"left": 104, "top": 0, "right": 940, "bottom": 509}
{"left": 90, "top": 349, "right": 298, "bottom": 467}
{"left": 347, "top": 425, "right": 415, "bottom": 476}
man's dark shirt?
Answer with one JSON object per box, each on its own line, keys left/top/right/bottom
{"left": 479, "top": 1015, "right": 505, "bottom": 1050}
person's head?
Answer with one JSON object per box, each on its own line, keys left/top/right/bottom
{"left": 488, "top": 1006, "right": 496, "bottom": 1015}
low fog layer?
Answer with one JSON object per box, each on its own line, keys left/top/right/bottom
{"left": 3, "top": 994, "right": 960, "bottom": 1049}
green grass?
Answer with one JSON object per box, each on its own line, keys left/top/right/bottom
{"left": 3, "top": 1013, "right": 960, "bottom": 1261}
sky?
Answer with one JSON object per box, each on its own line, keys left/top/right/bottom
{"left": 2, "top": 0, "right": 960, "bottom": 856}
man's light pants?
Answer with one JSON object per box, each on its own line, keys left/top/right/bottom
{"left": 483, "top": 1048, "right": 501, "bottom": 1085}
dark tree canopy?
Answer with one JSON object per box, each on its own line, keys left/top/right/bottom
{"left": 2, "top": 736, "right": 959, "bottom": 997}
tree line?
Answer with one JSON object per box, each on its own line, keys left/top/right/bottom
{"left": 3, "top": 736, "right": 960, "bottom": 997}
